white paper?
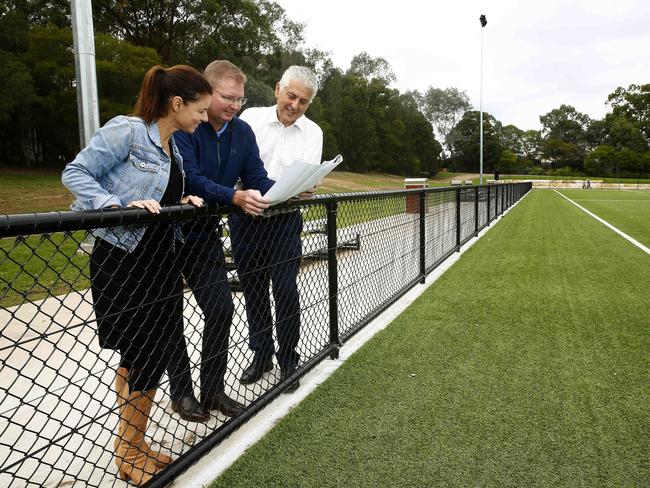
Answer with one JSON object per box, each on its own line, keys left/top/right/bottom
{"left": 263, "top": 154, "right": 343, "bottom": 205}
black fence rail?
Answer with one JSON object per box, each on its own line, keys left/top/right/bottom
{"left": 0, "top": 182, "right": 531, "bottom": 487}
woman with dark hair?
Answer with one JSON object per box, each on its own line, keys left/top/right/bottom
{"left": 62, "top": 64, "right": 212, "bottom": 485}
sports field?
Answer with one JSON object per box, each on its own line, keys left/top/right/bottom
{"left": 211, "top": 189, "right": 649, "bottom": 488}
{"left": 557, "top": 189, "right": 650, "bottom": 248}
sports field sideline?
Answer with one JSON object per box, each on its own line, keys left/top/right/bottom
{"left": 209, "top": 189, "right": 649, "bottom": 488}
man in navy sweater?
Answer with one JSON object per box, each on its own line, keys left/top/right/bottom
{"left": 168, "top": 60, "right": 273, "bottom": 421}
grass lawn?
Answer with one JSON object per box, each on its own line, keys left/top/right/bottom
{"left": 211, "top": 189, "right": 649, "bottom": 488}
{"left": 0, "top": 169, "right": 74, "bottom": 214}
{"left": 0, "top": 231, "right": 89, "bottom": 307}
{"left": 558, "top": 189, "right": 650, "bottom": 248}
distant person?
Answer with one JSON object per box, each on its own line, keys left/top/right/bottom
{"left": 235, "top": 65, "right": 323, "bottom": 393}
{"left": 494, "top": 171, "right": 500, "bottom": 181}
{"left": 169, "top": 60, "right": 274, "bottom": 422}
{"left": 62, "top": 65, "right": 211, "bottom": 485}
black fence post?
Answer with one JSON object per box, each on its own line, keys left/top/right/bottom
{"left": 419, "top": 190, "right": 426, "bottom": 283}
{"left": 496, "top": 185, "right": 501, "bottom": 216}
{"left": 455, "top": 187, "right": 461, "bottom": 252}
{"left": 326, "top": 201, "right": 341, "bottom": 359}
{"left": 474, "top": 186, "right": 479, "bottom": 237}
{"left": 486, "top": 185, "right": 491, "bottom": 224}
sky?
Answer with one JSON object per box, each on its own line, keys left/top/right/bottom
{"left": 274, "top": 0, "right": 650, "bottom": 131}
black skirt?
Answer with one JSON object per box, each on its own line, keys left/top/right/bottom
{"left": 89, "top": 222, "right": 183, "bottom": 363}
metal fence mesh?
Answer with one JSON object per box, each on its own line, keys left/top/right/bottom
{"left": 0, "top": 183, "right": 531, "bottom": 487}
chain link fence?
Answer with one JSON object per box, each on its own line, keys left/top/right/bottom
{"left": 0, "top": 182, "right": 531, "bottom": 487}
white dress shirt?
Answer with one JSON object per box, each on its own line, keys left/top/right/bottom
{"left": 240, "top": 105, "right": 323, "bottom": 181}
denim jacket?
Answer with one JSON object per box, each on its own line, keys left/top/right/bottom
{"left": 62, "top": 115, "right": 185, "bottom": 252}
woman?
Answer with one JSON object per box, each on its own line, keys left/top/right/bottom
{"left": 62, "top": 64, "right": 212, "bottom": 485}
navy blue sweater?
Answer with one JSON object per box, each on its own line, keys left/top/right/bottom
{"left": 174, "top": 116, "right": 275, "bottom": 205}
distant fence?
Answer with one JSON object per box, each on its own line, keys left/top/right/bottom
{"left": 0, "top": 182, "right": 531, "bottom": 487}
{"left": 525, "top": 179, "right": 650, "bottom": 190}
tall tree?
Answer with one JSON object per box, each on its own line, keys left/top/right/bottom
{"left": 447, "top": 110, "right": 501, "bottom": 172}
{"left": 499, "top": 124, "right": 525, "bottom": 158}
{"left": 416, "top": 87, "right": 472, "bottom": 154}
{"left": 346, "top": 51, "right": 396, "bottom": 85}
{"left": 520, "top": 130, "right": 543, "bottom": 164}
{"left": 539, "top": 105, "right": 590, "bottom": 170}
{"left": 539, "top": 104, "right": 590, "bottom": 143}
{"left": 91, "top": 0, "right": 303, "bottom": 74}
{"left": 607, "top": 83, "right": 650, "bottom": 143}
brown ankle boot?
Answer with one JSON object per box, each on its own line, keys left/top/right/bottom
{"left": 114, "top": 389, "right": 163, "bottom": 485}
{"left": 114, "top": 369, "right": 172, "bottom": 468}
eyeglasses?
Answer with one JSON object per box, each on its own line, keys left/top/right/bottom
{"left": 214, "top": 89, "right": 247, "bottom": 107}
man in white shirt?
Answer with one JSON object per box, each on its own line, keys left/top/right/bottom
{"left": 232, "top": 66, "right": 323, "bottom": 393}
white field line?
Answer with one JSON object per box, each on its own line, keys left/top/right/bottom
{"left": 175, "top": 189, "right": 532, "bottom": 488}
{"left": 554, "top": 190, "right": 650, "bottom": 255}
{"left": 572, "top": 199, "right": 648, "bottom": 202}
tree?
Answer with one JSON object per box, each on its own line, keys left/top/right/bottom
{"left": 447, "top": 110, "right": 501, "bottom": 172}
{"left": 541, "top": 138, "right": 584, "bottom": 170}
{"left": 92, "top": 0, "right": 303, "bottom": 73}
{"left": 416, "top": 87, "right": 472, "bottom": 154}
{"left": 499, "top": 124, "right": 525, "bottom": 158}
{"left": 496, "top": 150, "right": 517, "bottom": 174}
{"left": 539, "top": 105, "right": 590, "bottom": 171}
{"left": 95, "top": 34, "right": 162, "bottom": 121}
{"left": 539, "top": 104, "right": 590, "bottom": 143}
{"left": 607, "top": 83, "right": 650, "bottom": 143}
{"left": 585, "top": 118, "right": 607, "bottom": 149}
{"left": 346, "top": 51, "right": 396, "bottom": 85}
{"left": 520, "top": 130, "right": 542, "bottom": 164}
{"left": 603, "top": 114, "right": 648, "bottom": 152}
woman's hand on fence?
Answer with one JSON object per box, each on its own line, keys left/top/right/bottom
{"left": 181, "top": 195, "right": 204, "bottom": 207}
{"left": 127, "top": 199, "right": 161, "bottom": 214}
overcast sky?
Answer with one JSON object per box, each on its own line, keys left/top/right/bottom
{"left": 275, "top": 0, "right": 650, "bottom": 131}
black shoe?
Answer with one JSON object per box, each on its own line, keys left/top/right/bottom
{"left": 280, "top": 366, "right": 300, "bottom": 393}
{"left": 240, "top": 356, "right": 274, "bottom": 384}
{"left": 201, "top": 392, "right": 246, "bottom": 417}
{"left": 171, "top": 395, "right": 210, "bottom": 422}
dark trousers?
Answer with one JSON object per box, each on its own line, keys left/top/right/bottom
{"left": 90, "top": 227, "right": 184, "bottom": 394}
{"left": 230, "top": 211, "right": 302, "bottom": 370}
{"left": 167, "top": 235, "right": 234, "bottom": 401}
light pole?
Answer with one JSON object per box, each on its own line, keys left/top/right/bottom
{"left": 71, "top": 0, "right": 100, "bottom": 148}
{"left": 479, "top": 14, "right": 487, "bottom": 184}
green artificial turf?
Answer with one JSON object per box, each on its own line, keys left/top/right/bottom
{"left": 211, "top": 189, "right": 649, "bottom": 488}
{"left": 558, "top": 189, "right": 650, "bottom": 248}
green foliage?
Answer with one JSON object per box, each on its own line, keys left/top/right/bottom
{"left": 244, "top": 75, "right": 276, "bottom": 108}
{"left": 496, "top": 149, "right": 517, "bottom": 173}
{"left": 95, "top": 34, "right": 161, "bottom": 121}
{"left": 0, "top": 49, "right": 35, "bottom": 123}
{"left": 415, "top": 86, "right": 472, "bottom": 154}
{"left": 607, "top": 83, "right": 650, "bottom": 143}
{"left": 584, "top": 144, "right": 648, "bottom": 177}
{"left": 447, "top": 110, "right": 501, "bottom": 172}
{"left": 539, "top": 104, "right": 591, "bottom": 143}
{"left": 541, "top": 138, "right": 585, "bottom": 170}
{"left": 346, "top": 51, "right": 396, "bottom": 85}
{"left": 317, "top": 65, "right": 441, "bottom": 176}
